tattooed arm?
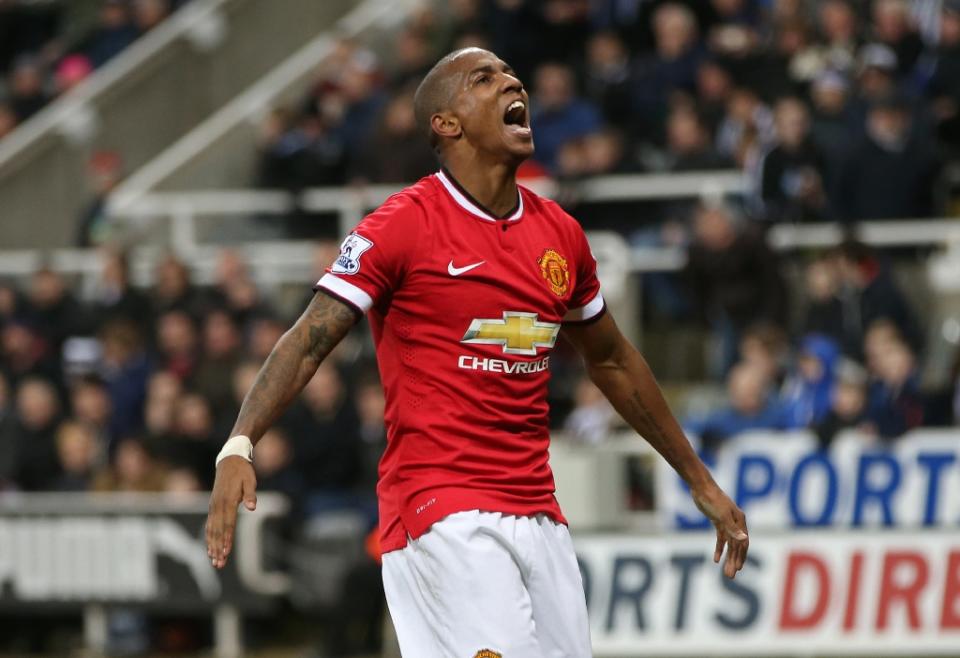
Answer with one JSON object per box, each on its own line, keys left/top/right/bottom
{"left": 229, "top": 291, "right": 359, "bottom": 442}
{"left": 206, "top": 291, "right": 359, "bottom": 568}
{"left": 562, "top": 312, "right": 749, "bottom": 578}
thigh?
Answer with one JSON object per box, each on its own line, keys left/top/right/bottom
{"left": 526, "top": 517, "right": 593, "bottom": 658}
{"left": 382, "top": 511, "right": 543, "bottom": 658}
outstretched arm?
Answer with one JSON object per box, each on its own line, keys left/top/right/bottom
{"left": 206, "top": 291, "right": 359, "bottom": 568}
{"left": 562, "top": 312, "right": 749, "bottom": 578}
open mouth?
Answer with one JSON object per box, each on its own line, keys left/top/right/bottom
{"left": 503, "top": 99, "right": 531, "bottom": 138}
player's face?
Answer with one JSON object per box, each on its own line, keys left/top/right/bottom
{"left": 449, "top": 51, "right": 534, "bottom": 161}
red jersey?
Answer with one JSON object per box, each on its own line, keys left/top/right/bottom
{"left": 316, "top": 170, "right": 604, "bottom": 552}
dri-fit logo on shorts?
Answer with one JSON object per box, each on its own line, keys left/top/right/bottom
{"left": 460, "top": 311, "right": 559, "bottom": 355}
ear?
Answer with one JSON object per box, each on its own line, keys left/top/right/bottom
{"left": 430, "top": 111, "right": 461, "bottom": 141}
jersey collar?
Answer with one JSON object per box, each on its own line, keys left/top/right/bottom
{"left": 435, "top": 168, "right": 524, "bottom": 222}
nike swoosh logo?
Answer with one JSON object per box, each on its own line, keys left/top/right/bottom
{"left": 447, "top": 260, "right": 485, "bottom": 276}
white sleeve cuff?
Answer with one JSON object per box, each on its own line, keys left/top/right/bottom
{"left": 316, "top": 273, "right": 374, "bottom": 313}
{"left": 564, "top": 292, "right": 605, "bottom": 322}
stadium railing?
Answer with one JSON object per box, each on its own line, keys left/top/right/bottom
{"left": 0, "top": 0, "right": 371, "bottom": 249}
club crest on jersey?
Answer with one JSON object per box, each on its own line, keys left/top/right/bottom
{"left": 473, "top": 651, "right": 502, "bottom": 658}
{"left": 331, "top": 232, "right": 373, "bottom": 275}
{"left": 538, "top": 248, "right": 570, "bottom": 297}
{"left": 461, "top": 311, "right": 559, "bottom": 355}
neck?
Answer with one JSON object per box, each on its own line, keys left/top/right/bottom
{"left": 440, "top": 155, "right": 520, "bottom": 218}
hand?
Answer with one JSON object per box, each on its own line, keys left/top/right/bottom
{"left": 692, "top": 484, "right": 749, "bottom": 579}
{"left": 205, "top": 456, "right": 257, "bottom": 569}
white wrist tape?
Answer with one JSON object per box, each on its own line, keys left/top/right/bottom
{"left": 216, "top": 435, "right": 254, "bottom": 467}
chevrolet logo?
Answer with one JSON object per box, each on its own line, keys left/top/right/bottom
{"left": 461, "top": 312, "right": 560, "bottom": 356}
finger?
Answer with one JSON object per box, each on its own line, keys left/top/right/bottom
{"left": 220, "top": 502, "right": 239, "bottom": 559}
{"left": 243, "top": 479, "right": 257, "bottom": 511}
{"left": 205, "top": 514, "right": 214, "bottom": 559}
{"left": 714, "top": 529, "right": 724, "bottom": 564}
{"left": 737, "top": 535, "right": 749, "bottom": 571}
{"left": 210, "top": 505, "right": 224, "bottom": 565}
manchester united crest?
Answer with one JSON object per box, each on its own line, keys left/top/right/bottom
{"left": 473, "top": 651, "right": 502, "bottom": 658}
{"left": 538, "top": 248, "right": 570, "bottom": 297}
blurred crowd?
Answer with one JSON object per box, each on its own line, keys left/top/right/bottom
{"left": 564, "top": 199, "right": 950, "bottom": 451}
{"left": 0, "top": 0, "right": 189, "bottom": 140}
{"left": 257, "top": 0, "right": 958, "bottom": 225}
{"left": 0, "top": 247, "right": 387, "bottom": 511}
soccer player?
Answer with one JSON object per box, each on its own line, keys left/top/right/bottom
{"left": 206, "top": 48, "right": 748, "bottom": 657}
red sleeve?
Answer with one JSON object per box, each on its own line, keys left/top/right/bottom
{"left": 314, "top": 193, "right": 420, "bottom": 314}
{"left": 563, "top": 222, "right": 605, "bottom": 324}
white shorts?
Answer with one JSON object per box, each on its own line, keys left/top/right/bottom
{"left": 381, "top": 510, "right": 592, "bottom": 658}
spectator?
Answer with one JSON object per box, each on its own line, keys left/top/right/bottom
{"left": 256, "top": 109, "right": 348, "bottom": 190}
{"left": 76, "top": 151, "right": 124, "bottom": 247}
{"left": 557, "top": 128, "right": 630, "bottom": 178}
{"left": 248, "top": 316, "right": 285, "bottom": 363}
{"left": 54, "top": 54, "right": 93, "bottom": 95}
{"left": 738, "top": 322, "right": 790, "bottom": 388}
{"left": 8, "top": 377, "right": 63, "bottom": 490}
{"left": 212, "top": 251, "right": 273, "bottom": 325}
{"left": 69, "top": 375, "right": 113, "bottom": 445}
{"left": 94, "top": 249, "right": 153, "bottom": 335}
{"left": 152, "top": 254, "right": 202, "bottom": 317}
{"left": 530, "top": 62, "right": 603, "bottom": 171}
{"left": 158, "top": 392, "right": 218, "bottom": 486}
{"left": 924, "top": 0, "right": 960, "bottom": 157}
{"left": 281, "top": 364, "right": 362, "bottom": 492}
{"left": 685, "top": 362, "right": 786, "bottom": 452}
{"left": 835, "top": 241, "right": 924, "bottom": 358}
{"left": 837, "top": 93, "right": 940, "bottom": 221}
{"left": 800, "top": 253, "right": 845, "bottom": 341}
{"left": 99, "top": 319, "right": 151, "bottom": 441}
{"left": 389, "top": 28, "right": 434, "bottom": 89}
{"left": 632, "top": 3, "right": 704, "bottom": 131}
{"left": 866, "top": 336, "right": 924, "bottom": 438}
{"left": 132, "top": 0, "right": 170, "bottom": 34}
{"left": 155, "top": 310, "right": 199, "bottom": 382}
{"left": 780, "top": 334, "right": 841, "bottom": 429}
{"left": 662, "top": 103, "right": 731, "bottom": 171}
{"left": 8, "top": 56, "right": 48, "bottom": 121}
{"left": 563, "top": 376, "right": 616, "bottom": 444}
{"left": 851, "top": 43, "right": 903, "bottom": 124}
{"left": 253, "top": 427, "right": 304, "bottom": 499}
{"left": 143, "top": 371, "right": 181, "bottom": 444}
{"left": 92, "top": 437, "right": 166, "bottom": 492}
{"left": 85, "top": 0, "right": 138, "bottom": 68}
{"left": 355, "top": 371, "right": 386, "bottom": 489}
{"left": 1, "top": 318, "right": 57, "bottom": 386}
{"left": 583, "top": 31, "right": 633, "bottom": 130}
{"left": 193, "top": 309, "right": 242, "bottom": 421}
{"left": 871, "top": 0, "right": 923, "bottom": 77}
{"left": 759, "top": 97, "right": 828, "bottom": 222}
{"left": 325, "top": 49, "right": 388, "bottom": 158}
{"left": 684, "top": 201, "right": 788, "bottom": 374}
{"left": 53, "top": 420, "right": 102, "bottom": 491}
{"left": 809, "top": 70, "right": 856, "bottom": 206}
{"left": 354, "top": 84, "right": 437, "bottom": 183}
{"left": 164, "top": 467, "right": 202, "bottom": 495}
{"left": 814, "top": 0, "right": 860, "bottom": 76}
{"left": 814, "top": 358, "right": 874, "bottom": 448}
{"left": 716, "top": 87, "right": 775, "bottom": 168}
{"left": 695, "top": 59, "right": 734, "bottom": 133}
{"left": 26, "top": 267, "right": 89, "bottom": 352}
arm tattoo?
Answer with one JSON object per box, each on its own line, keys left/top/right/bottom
{"left": 230, "top": 292, "right": 358, "bottom": 443}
